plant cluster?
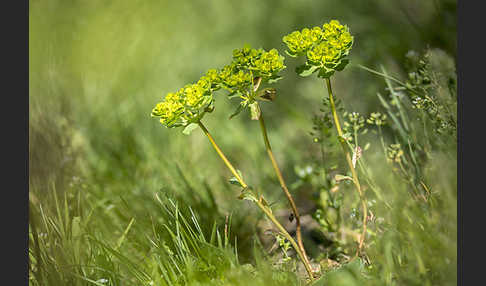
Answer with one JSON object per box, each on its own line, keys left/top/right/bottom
{"left": 283, "top": 20, "right": 369, "bottom": 256}
{"left": 151, "top": 19, "right": 367, "bottom": 280}
{"left": 283, "top": 20, "right": 353, "bottom": 78}
{"left": 149, "top": 19, "right": 457, "bottom": 283}
{"left": 151, "top": 46, "right": 285, "bottom": 130}
{"left": 151, "top": 44, "right": 320, "bottom": 280}
{"left": 404, "top": 50, "right": 457, "bottom": 136}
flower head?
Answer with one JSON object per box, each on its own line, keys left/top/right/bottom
{"left": 212, "top": 45, "right": 287, "bottom": 120}
{"left": 218, "top": 64, "right": 253, "bottom": 92}
{"left": 252, "top": 48, "right": 285, "bottom": 77}
{"left": 151, "top": 91, "right": 184, "bottom": 127}
{"left": 282, "top": 19, "right": 353, "bottom": 78}
{"left": 151, "top": 71, "right": 215, "bottom": 128}
{"left": 282, "top": 27, "right": 323, "bottom": 56}
{"left": 218, "top": 45, "right": 285, "bottom": 94}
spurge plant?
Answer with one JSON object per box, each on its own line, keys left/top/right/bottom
{"left": 152, "top": 19, "right": 366, "bottom": 281}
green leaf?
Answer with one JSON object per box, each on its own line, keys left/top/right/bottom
{"left": 335, "top": 58, "right": 350, "bottom": 71}
{"left": 284, "top": 50, "right": 298, "bottom": 58}
{"left": 258, "top": 195, "right": 273, "bottom": 214}
{"left": 267, "top": 75, "right": 283, "bottom": 84}
{"left": 238, "top": 187, "right": 257, "bottom": 202}
{"left": 317, "top": 67, "right": 335, "bottom": 79}
{"left": 228, "top": 169, "right": 245, "bottom": 186}
{"left": 226, "top": 90, "right": 239, "bottom": 99}
{"left": 259, "top": 195, "right": 269, "bottom": 206}
{"left": 335, "top": 174, "right": 353, "bottom": 182}
{"left": 71, "top": 216, "right": 81, "bottom": 238}
{"left": 204, "top": 101, "right": 215, "bottom": 113}
{"left": 115, "top": 217, "right": 135, "bottom": 250}
{"left": 296, "top": 64, "right": 320, "bottom": 77}
{"left": 249, "top": 102, "right": 261, "bottom": 120}
{"left": 229, "top": 103, "right": 245, "bottom": 120}
{"left": 182, "top": 123, "right": 199, "bottom": 135}
{"left": 236, "top": 169, "right": 244, "bottom": 180}
{"left": 228, "top": 177, "right": 243, "bottom": 187}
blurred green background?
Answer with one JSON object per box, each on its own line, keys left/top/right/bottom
{"left": 29, "top": 0, "right": 456, "bottom": 285}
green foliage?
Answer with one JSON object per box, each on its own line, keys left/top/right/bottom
{"left": 298, "top": 47, "right": 457, "bottom": 285}
{"left": 405, "top": 49, "right": 457, "bottom": 136}
{"left": 29, "top": 184, "right": 308, "bottom": 286}
{"left": 30, "top": 1, "right": 456, "bottom": 285}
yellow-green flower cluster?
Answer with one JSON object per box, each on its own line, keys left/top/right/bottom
{"left": 252, "top": 49, "right": 285, "bottom": 77}
{"left": 152, "top": 46, "right": 286, "bottom": 128}
{"left": 151, "top": 69, "right": 217, "bottom": 128}
{"left": 151, "top": 91, "right": 185, "bottom": 127}
{"left": 232, "top": 46, "right": 259, "bottom": 67}
{"left": 200, "top": 69, "right": 221, "bottom": 90}
{"left": 322, "top": 20, "right": 353, "bottom": 51}
{"left": 283, "top": 20, "right": 353, "bottom": 78}
{"left": 219, "top": 45, "right": 285, "bottom": 93}
{"left": 282, "top": 27, "right": 323, "bottom": 55}
{"left": 306, "top": 41, "right": 341, "bottom": 65}
{"left": 218, "top": 64, "right": 253, "bottom": 91}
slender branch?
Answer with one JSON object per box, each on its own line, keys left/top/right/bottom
{"left": 257, "top": 107, "right": 311, "bottom": 267}
{"left": 197, "top": 120, "right": 315, "bottom": 280}
{"left": 198, "top": 121, "right": 246, "bottom": 187}
{"left": 325, "top": 78, "right": 368, "bottom": 255}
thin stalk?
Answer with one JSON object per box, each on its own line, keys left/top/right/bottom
{"left": 197, "top": 122, "right": 245, "bottom": 186}
{"left": 257, "top": 107, "right": 311, "bottom": 267}
{"left": 377, "top": 125, "right": 388, "bottom": 160}
{"left": 197, "top": 121, "right": 315, "bottom": 280}
{"left": 325, "top": 78, "right": 368, "bottom": 255}
{"left": 381, "top": 65, "right": 410, "bottom": 132}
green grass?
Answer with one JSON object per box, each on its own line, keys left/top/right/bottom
{"left": 29, "top": 1, "right": 456, "bottom": 285}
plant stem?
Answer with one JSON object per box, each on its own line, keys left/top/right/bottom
{"left": 378, "top": 125, "right": 388, "bottom": 160}
{"left": 257, "top": 106, "right": 312, "bottom": 267}
{"left": 325, "top": 78, "right": 368, "bottom": 255}
{"left": 197, "top": 121, "right": 315, "bottom": 280}
{"left": 198, "top": 121, "right": 245, "bottom": 187}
